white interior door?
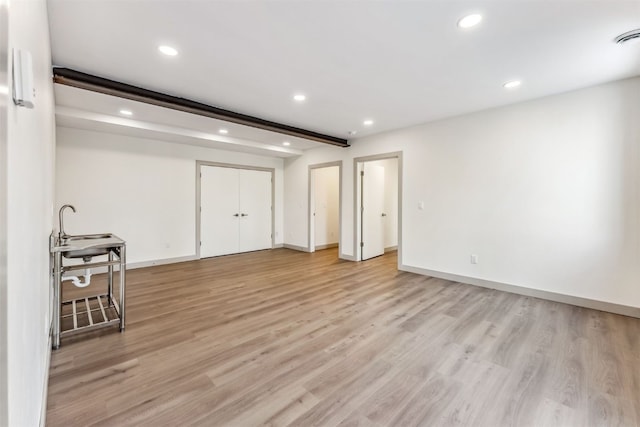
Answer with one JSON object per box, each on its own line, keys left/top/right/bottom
{"left": 201, "top": 166, "right": 240, "bottom": 257}
{"left": 238, "top": 169, "right": 272, "bottom": 252}
{"left": 362, "top": 163, "right": 385, "bottom": 260}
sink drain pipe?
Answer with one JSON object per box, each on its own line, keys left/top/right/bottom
{"left": 62, "top": 268, "right": 92, "bottom": 288}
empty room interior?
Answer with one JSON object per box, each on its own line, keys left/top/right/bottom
{"left": 2, "top": 1, "right": 640, "bottom": 426}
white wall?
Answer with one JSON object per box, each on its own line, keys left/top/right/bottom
{"left": 1, "top": 0, "right": 57, "bottom": 425}
{"left": 313, "top": 166, "right": 339, "bottom": 247}
{"left": 284, "top": 77, "right": 640, "bottom": 310}
{"left": 56, "top": 127, "right": 285, "bottom": 265}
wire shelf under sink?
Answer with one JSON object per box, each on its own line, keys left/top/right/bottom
{"left": 60, "top": 294, "right": 121, "bottom": 336}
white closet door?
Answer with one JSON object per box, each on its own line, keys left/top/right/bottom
{"left": 201, "top": 166, "right": 240, "bottom": 257}
{"left": 238, "top": 169, "right": 272, "bottom": 252}
{"left": 362, "top": 163, "right": 385, "bottom": 260}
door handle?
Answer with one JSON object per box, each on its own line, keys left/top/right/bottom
{"left": 241, "top": 213, "right": 248, "bottom": 217}
{"left": 233, "top": 213, "right": 239, "bottom": 217}
{"left": 381, "top": 213, "right": 387, "bottom": 217}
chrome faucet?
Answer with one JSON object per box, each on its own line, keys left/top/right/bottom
{"left": 58, "top": 204, "right": 76, "bottom": 241}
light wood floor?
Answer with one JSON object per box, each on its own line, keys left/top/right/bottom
{"left": 47, "top": 248, "right": 640, "bottom": 426}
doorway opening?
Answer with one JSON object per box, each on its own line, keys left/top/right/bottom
{"left": 354, "top": 153, "right": 402, "bottom": 263}
{"left": 308, "top": 161, "right": 342, "bottom": 256}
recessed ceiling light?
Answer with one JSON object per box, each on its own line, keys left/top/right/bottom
{"left": 363, "top": 119, "right": 374, "bottom": 126}
{"left": 219, "top": 129, "right": 228, "bottom": 134}
{"left": 503, "top": 80, "right": 522, "bottom": 89}
{"left": 457, "top": 14, "right": 482, "bottom": 29}
{"left": 293, "top": 94, "right": 306, "bottom": 102}
{"left": 119, "top": 109, "right": 133, "bottom": 116}
{"left": 0, "top": 85, "right": 8, "bottom": 95}
{"left": 282, "top": 141, "right": 291, "bottom": 146}
{"left": 158, "top": 45, "right": 178, "bottom": 56}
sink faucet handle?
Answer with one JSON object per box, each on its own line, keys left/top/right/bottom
{"left": 59, "top": 204, "right": 77, "bottom": 239}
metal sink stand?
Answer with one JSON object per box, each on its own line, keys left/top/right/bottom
{"left": 52, "top": 242, "right": 126, "bottom": 349}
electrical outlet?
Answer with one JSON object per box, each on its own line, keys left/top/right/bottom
{"left": 470, "top": 254, "right": 478, "bottom": 264}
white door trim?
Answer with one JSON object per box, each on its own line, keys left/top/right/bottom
{"left": 196, "top": 161, "right": 275, "bottom": 259}
{"left": 307, "top": 161, "right": 343, "bottom": 255}
{"left": 0, "top": 2, "right": 9, "bottom": 424}
{"left": 353, "top": 152, "right": 403, "bottom": 266}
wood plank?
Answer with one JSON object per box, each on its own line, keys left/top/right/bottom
{"left": 47, "top": 248, "right": 640, "bottom": 426}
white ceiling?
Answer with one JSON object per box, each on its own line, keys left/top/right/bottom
{"left": 55, "top": 84, "right": 318, "bottom": 158}
{"left": 48, "top": 0, "right": 640, "bottom": 144}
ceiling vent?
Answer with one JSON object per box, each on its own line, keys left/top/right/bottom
{"left": 615, "top": 29, "right": 640, "bottom": 44}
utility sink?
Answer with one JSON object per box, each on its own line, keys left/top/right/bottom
{"left": 61, "top": 233, "right": 114, "bottom": 243}
{"left": 54, "top": 233, "right": 123, "bottom": 260}
{"left": 63, "top": 247, "right": 111, "bottom": 259}
{"left": 50, "top": 208, "right": 127, "bottom": 349}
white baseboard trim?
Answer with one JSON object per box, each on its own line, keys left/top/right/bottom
{"left": 283, "top": 243, "right": 311, "bottom": 253}
{"left": 128, "top": 255, "right": 198, "bottom": 270}
{"left": 67, "top": 247, "right": 295, "bottom": 275}
{"left": 399, "top": 264, "right": 640, "bottom": 319}
{"left": 315, "top": 243, "right": 338, "bottom": 250}
{"left": 339, "top": 253, "right": 357, "bottom": 262}
{"left": 384, "top": 246, "right": 398, "bottom": 253}
{"left": 283, "top": 243, "right": 355, "bottom": 261}
{"left": 40, "top": 335, "right": 52, "bottom": 427}
{"left": 68, "top": 255, "right": 199, "bottom": 275}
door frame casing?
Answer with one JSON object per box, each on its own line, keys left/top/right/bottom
{"left": 0, "top": 1, "right": 8, "bottom": 424}
{"left": 307, "top": 161, "right": 342, "bottom": 254}
{"left": 353, "top": 152, "right": 403, "bottom": 265}
{"left": 196, "top": 160, "right": 275, "bottom": 259}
